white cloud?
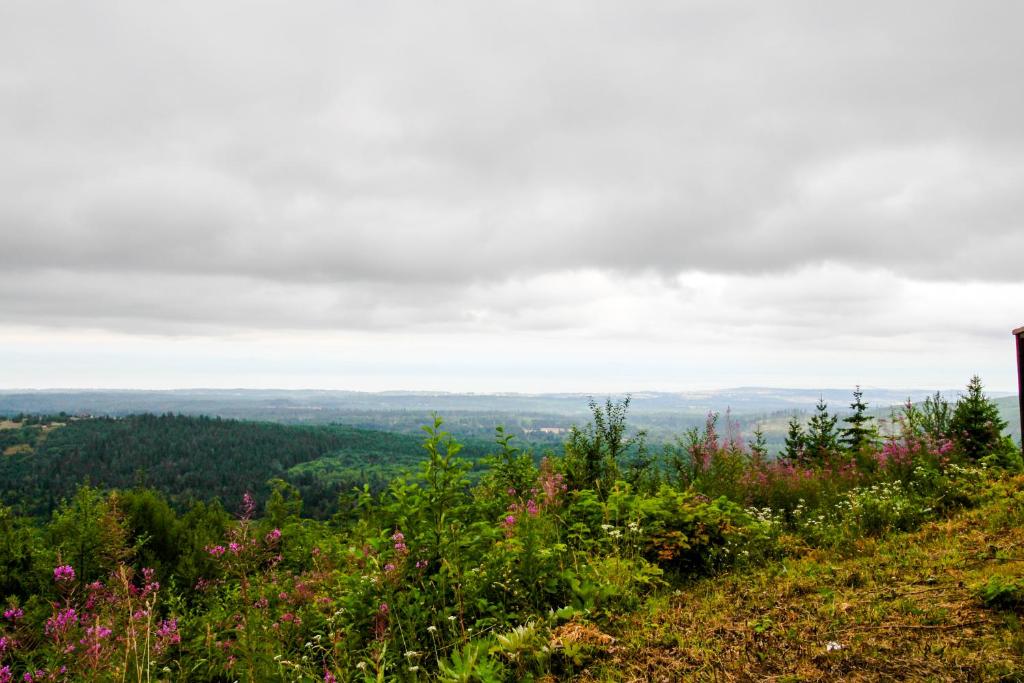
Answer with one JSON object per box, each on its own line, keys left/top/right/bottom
{"left": 1, "top": 1, "right": 1022, "bottom": 389}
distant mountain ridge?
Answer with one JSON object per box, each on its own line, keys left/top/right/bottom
{"left": 1, "top": 387, "right": 1018, "bottom": 447}
{"left": 1, "top": 386, "right": 1010, "bottom": 418}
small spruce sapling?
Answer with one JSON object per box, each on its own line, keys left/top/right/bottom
{"left": 782, "top": 415, "right": 806, "bottom": 464}
{"left": 805, "top": 397, "right": 840, "bottom": 464}
{"left": 840, "top": 386, "right": 879, "bottom": 454}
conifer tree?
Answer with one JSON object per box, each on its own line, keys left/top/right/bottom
{"left": 840, "top": 386, "right": 879, "bottom": 453}
{"left": 782, "top": 415, "right": 805, "bottom": 463}
{"left": 749, "top": 423, "right": 768, "bottom": 461}
{"left": 950, "top": 375, "right": 1007, "bottom": 461}
{"left": 805, "top": 397, "right": 839, "bottom": 462}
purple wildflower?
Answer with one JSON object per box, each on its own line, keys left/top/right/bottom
{"left": 241, "top": 492, "right": 256, "bottom": 520}
{"left": 155, "top": 618, "right": 181, "bottom": 653}
{"left": 45, "top": 608, "right": 77, "bottom": 638}
{"left": 53, "top": 565, "right": 75, "bottom": 583}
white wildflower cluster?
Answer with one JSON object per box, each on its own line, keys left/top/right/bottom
{"left": 745, "top": 505, "right": 784, "bottom": 530}
{"left": 600, "top": 523, "right": 623, "bottom": 539}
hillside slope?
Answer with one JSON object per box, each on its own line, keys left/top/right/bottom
{"left": 583, "top": 476, "right": 1024, "bottom": 681}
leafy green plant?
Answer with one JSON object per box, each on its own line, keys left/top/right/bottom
{"left": 437, "top": 641, "right": 505, "bottom": 683}
{"left": 977, "top": 574, "right": 1024, "bottom": 610}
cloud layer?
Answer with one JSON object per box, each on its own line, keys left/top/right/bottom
{"left": 1, "top": 1, "right": 1022, "bottom": 388}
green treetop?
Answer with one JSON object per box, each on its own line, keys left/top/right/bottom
{"left": 840, "top": 386, "right": 879, "bottom": 453}
{"left": 782, "top": 414, "right": 806, "bottom": 463}
{"left": 748, "top": 423, "right": 769, "bottom": 461}
{"left": 950, "top": 375, "right": 1008, "bottom": 461}
{"left": 805, "top": 397, "right": 840, "bottom": 462}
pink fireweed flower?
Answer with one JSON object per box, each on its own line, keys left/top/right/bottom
{"left": 0, "top": 636, "right": 10, "bottom": 654}
{"left": 265, "top": 528, "right": 282, "bottom": 543}
{"left": 415, "top": 559, "right": 428, "bottom": 569}
{"left": 525, "top": 499, "right": 538, "bottom": 516}
{"left": 3, "top": 608, "right": 23, "bottom": 621}
{"left": 228, "top": 542, "right": 242, "bottom": 554}
{"left": 139, "top": 568, "right": 160, "bottom": 596}
{"left": 155, "top": 619, "right": 181, "bottom": 653}
{"left": 538, "top": 459, "right": 566, "bottom": 506}
{"left": 384, "top": 563, "right": 396, "bottom": 573}
{"left": 53, "top": 565, "right": 75, "bottom": 583}
{"left": 392, "top": 530, "right": 408, "bottom": 554}
{"left": 241, "top": 492, "right": 256, "bottom": 520}
{"left": 82, "top": 625, "right": 112, "bottom": 641}
{"left": 206, "top": 544, "right": 227, "bottom": 557}
{"left": 0, "top": 665, "right": 10, "bottom": 683}
{"left": 324, "top": 670, "right": 338, "bottom": 683}
{"left": 45, "top": 608, "right": 78, "bottom": 637}
{"left": 374, "top": 603, "right": 389, "bottom": 640}
{"left": 80, "top": 624, "right": 112, "bottom": 659}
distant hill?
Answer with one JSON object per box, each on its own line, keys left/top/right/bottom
{"left": 3, "top": 386, "right": 1010, "bottom": 442}
{"left": 0, "top": 386, "right": 986, "bottom": 418}
{"left": 996, "top": 395, "right": 1022, "bottom": 445}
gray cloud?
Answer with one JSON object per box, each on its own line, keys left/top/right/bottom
{"left": 2, "top": 1, "right": 1023, "bottom": 336}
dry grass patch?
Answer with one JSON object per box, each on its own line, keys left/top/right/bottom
{"left": 3, "top": 443, "right": 32, "bottom": 456}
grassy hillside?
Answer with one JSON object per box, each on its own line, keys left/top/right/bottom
{"left": 580, "top": 475, "right": 1024, "bottom": 681}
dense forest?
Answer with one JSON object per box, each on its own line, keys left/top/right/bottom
{"left": 0, "top": 377, "right": 1022, "bottom": 681}
{"left": 0, "top": 415, "right": 493, "bottom": 519}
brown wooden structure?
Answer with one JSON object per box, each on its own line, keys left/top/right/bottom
{"left": 1016, "top": 325, "right": 1024, "bottom": 454}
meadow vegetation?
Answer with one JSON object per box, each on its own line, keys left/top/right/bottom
{"left": 0, "top": 377, "right": 1021, "bottom": 681}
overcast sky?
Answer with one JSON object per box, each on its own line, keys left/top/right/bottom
{"left": 2, "top": 1, "right": 1022, "bottom": 392}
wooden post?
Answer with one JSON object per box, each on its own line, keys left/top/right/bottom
{"left": 1016, "top": 325, "right": 1024, "bottom": 454}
